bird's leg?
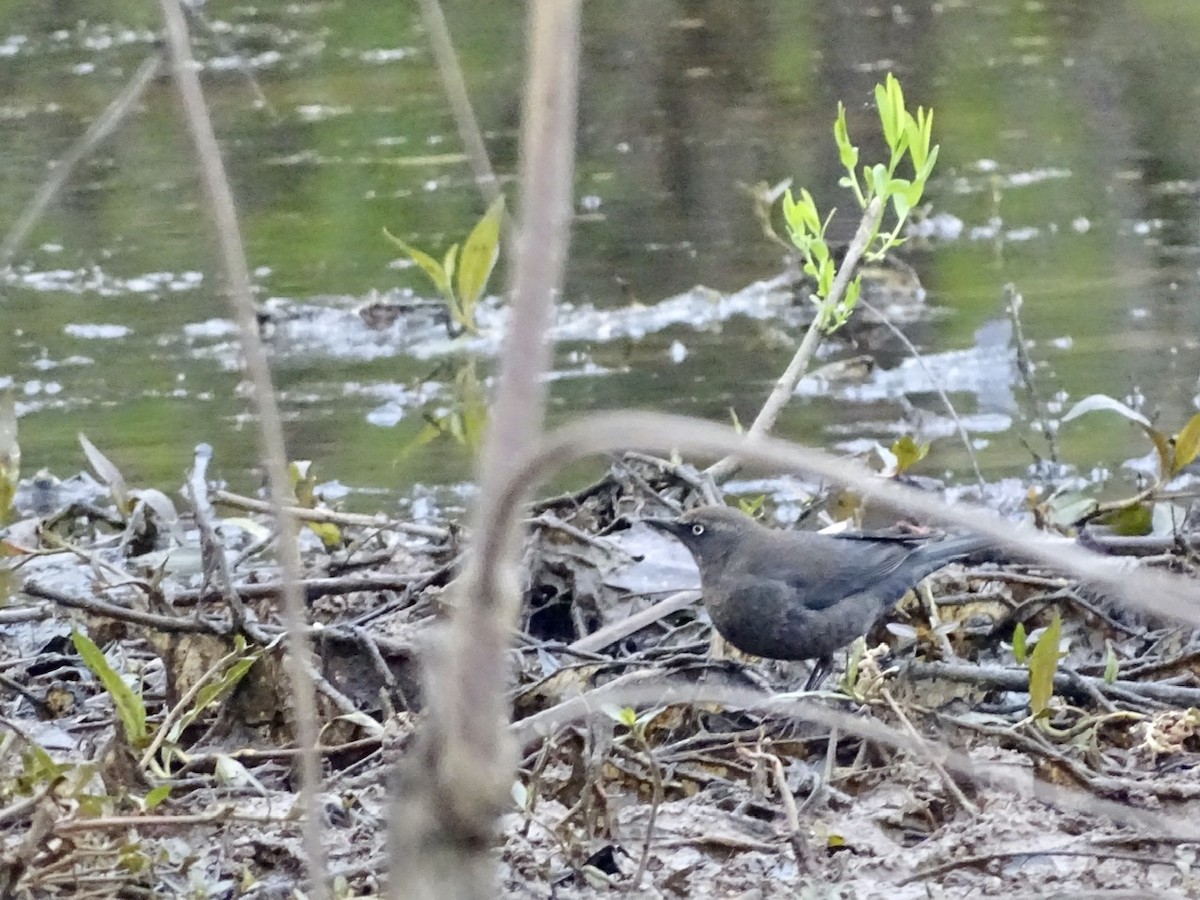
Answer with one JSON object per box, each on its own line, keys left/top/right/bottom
{"left": 797, "top": 724, "right": 839, "bottom": 815}
{"left": 802, "top": 655, "right": 833, "bottom": 692}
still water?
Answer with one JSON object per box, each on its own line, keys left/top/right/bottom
{"left": 1, "top": 1, "right": 1198, "bottom": 514}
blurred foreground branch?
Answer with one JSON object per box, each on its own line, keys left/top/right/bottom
{"left": 156, "top": 0, "right": 327, "bottom": 895}
{"left": 389, "top": 2, "right": 582, "bottom": 898}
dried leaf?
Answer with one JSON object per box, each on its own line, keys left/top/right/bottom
{"left": 1060, "top": 395, "right": 1171, "bottom": 479}
{"left": 132, "top": 489, "right": 183, "bottom": 543}
{"left": 1061, "top": 394, "right": 1152, "bottom": 428}
{"left": 79, "top": 433, "right": 131, "bottom": 514}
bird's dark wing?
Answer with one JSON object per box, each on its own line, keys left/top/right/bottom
{"left": 733, "top": 532, "right": 913, "bottom": 611}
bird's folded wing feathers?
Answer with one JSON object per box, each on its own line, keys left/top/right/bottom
{"left": 732, "top": 538, "right": 912, "bottom": 611}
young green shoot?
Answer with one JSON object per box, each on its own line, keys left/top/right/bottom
{"left": 781, "top": 73, "right": 938, "bottom": 334}
{"left": 385, "top": 194, "right": 505, "bottom": 335}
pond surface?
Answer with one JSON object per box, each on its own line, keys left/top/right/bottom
{"left": 2, "top": 0, "right": 1200, "bottom": 515}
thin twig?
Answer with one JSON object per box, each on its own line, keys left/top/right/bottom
{"left": 508, "top": 674, "right": 1200, "bottom": 841}
{"left": 1005, "top": 283, "right": 1060, "bottom": 464}
{"left": 154, "top": 2, "right": 327, "bottom": 895}
{"left": 627, "top": 725, "right": 663, "bottom": 891}
{"left": 568, "top": 590, "right": 700, "bottom": 655}
{"left": 880, "top": 687, "right": 978, "bottom": 815}
{"left": 856, "top": 294, "right": 987, "bottom": 491}
{"left": 23, "top": 580, "right": 220, "bottom": 634}
{"left": 898, "top": 847, "right": 1176, "bottom": 886}
{"left": 906, "top": 659, "right": 1200, "bottom": 709}
{"left": 212, "top": 489, "right": 450, "bottom": 541}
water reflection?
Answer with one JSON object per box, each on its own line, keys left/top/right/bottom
{"left": 0, "top": 0, "right": 1198, "bottom": 509}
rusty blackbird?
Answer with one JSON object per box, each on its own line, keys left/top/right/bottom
{"left": 645, "top": 505, "right": 988, "bottom": 687}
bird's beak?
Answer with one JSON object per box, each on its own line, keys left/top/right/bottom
{"left": 643, "top": 517, "right": 684, "bottom": 537}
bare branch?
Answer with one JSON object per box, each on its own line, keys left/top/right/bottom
{"left": 155, "top": 2, "right": 327, "bottom": 895}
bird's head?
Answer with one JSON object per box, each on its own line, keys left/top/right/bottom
{"left": 643, "top": 505, "right": 758, "bottom": 568}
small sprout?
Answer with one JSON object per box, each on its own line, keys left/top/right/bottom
{"left": 775, "top": 74, "right": 937, "bottom": 335}
{"left": 401, "top": 359, "right": 489, "bottom": 459}
{"left": 891, "top": 434, "right": 930, "bottom": 475}
{"left": 385, "top": 194, "right": 505, "bottom": 335}
{"left": 838, "top": 636, "right": 868, "bottom": 696}
{"left": 1103, "top": 642, "right": 1120, "bottom": 685}
{"left": 736, "top": 495, "right": 765, "bottom": 518}
{"left": 288, "top": 460, "right": 343, "bottom": 548}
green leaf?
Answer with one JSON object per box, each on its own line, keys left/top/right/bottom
{"left": 782, "top": 187, "right": 820, "bottom": 236}
{"left": 875, "top": 76, "right": 902, "bottom": 149}
{"left": 834, "top": 103, "right": 859, "bottom": 173}
{"left": 456, "top": 194, "right": 506, "bottom": 309}
{"left": 179, "top": 648, "right": 261, "bottom": 731}
{"left": 1096, "top": 502, "right": 1153, "bottom": 537}
{"left": 0, "top": 388, "right": 17, "bottom": 522}
{"left": 1172, "top": 411, "right": 1200, "bottom": 474}
{"left": 397, "top": 419, "right": 446, "bottom": 460}
{"left": 144, "top": 784, "right": 171, "bottom": 809}
{"left": 71, "top": 629, "right": 148, "bottom": 745}
{"left": 1012, "top": 622, "right": 1027, "bottom": 664}
{"left": 1103, "top": 642, "right": 1119, "bottom": 684}
{"left": 20, "top": 745, "right": 68, "bottom": 789}
{"left": 916, "top": 144, "right": 940, "bottom": 184}
{"left": 383, "top": 228, "right": 452, "bottom": 300}
{"left": 1027, "top": 613, "right": 1062, "bottom": 717}
{"left": 737, "top": 495, "right": 765, "bottom": 517}
{"left": 869, "top": 163, "right": 889, "bottom": 198}
{"left": 443, "top": 243, "right": 459, "bottom": 285}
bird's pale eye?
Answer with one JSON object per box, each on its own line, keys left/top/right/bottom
{"left": 691, "top": 524, "right": 705, "bottom": 536}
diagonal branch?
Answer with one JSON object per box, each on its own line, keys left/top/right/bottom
{"left": 480, "top": 410, "right": 1200, "bottom": 628}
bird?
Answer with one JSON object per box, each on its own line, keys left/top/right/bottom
{"left": 644, "top": 505, "right": 989, "bottom": 688}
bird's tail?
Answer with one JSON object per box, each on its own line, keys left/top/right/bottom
{"left": 909, "top": 534, "right": 991, "bottom": 579}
